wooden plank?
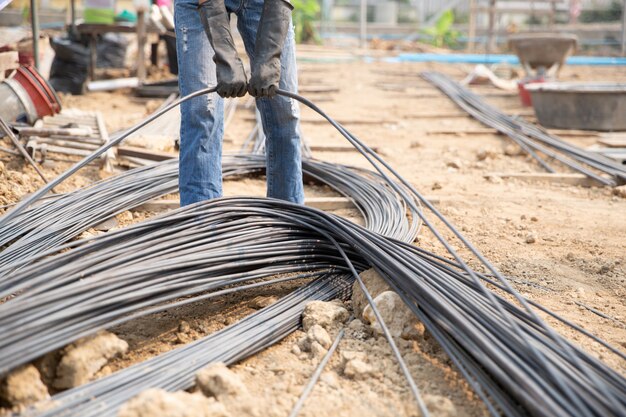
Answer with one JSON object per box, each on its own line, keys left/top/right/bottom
{"left": 413, "top": 91, "right": 517, "bottom": 99}
{"left": 117, "top": 156, "right": 155, "bottom": 169}
{"left": 17, "top": 126, "right": 93, "bottom": 137}
{"left": 425, "top": 128, "right": 598, "bottom": 137}
{"left": 597, "top": 137, "right": 626, "bottom": 148}
{"left": 299, "top": 86, "right": 340, "bottom": 94}
{"left": 134, "top": 199, "right": 179, "bottom": 211}
{"left": 309, "top": 145, "right": 380, "bottom": 153}
{"left": 95, "top": 111, "right": 109, "bottom": 142}
{"left": 244, "top": 116, "right": 396, "bottom": 125}
{"left": 387, "top": 89, "right": 517, "bottom": 99}
{"left": 134, "top": 197, "right": 356, "bottom": 212}
{"left": 41, "top": 144, "right": 93, "bottom": 157}
{"left": 299, "top": 117, "right": 395, "bottom": 125}
{"left": 405, "top": 110, "right": 535, "bottom": 119}
{"left": 305, "top": 197, "right": 354, "bottom": 210}
{"left": 31, "top": 137, "right": 99, "bottom": 151}
{"left": 547, "top": 129, "right": 601, "bottom": 138}
{"left": 485, "top": 172, "right": 600, "bottom": 187}
{"left": 403, "top": 112, "right": 472, "bottom": 119}
{"left": 117, "top": 145, "right": 177, "bottom": 161}
{"left": 426, "top": 128, "right": 500, "bottom": 135}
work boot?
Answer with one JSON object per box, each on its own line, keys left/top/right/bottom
{"left": 248, "top": 0, "right": 294, "bottom": 98}
{"left": 198, "top": 0, "right": 247, "bottom": 98}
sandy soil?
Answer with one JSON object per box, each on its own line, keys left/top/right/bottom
{"left": 1, "top": 47, "right": 625, "bottom": 417}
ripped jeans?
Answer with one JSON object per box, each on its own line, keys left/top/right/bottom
{"left": 174, "top": 0, "right": 304, "bottom": 206}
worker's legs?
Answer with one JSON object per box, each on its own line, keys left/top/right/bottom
{"left": 174, "top": 0, "right": 225, "bottom": 206}
{"left": 237, "top": 0, "right": 305, "bottom": 204}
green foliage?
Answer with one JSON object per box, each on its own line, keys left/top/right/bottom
{"left": 421, "top": 9, "right": 461, "bottom": 48}
{"left": 579, "top": 1, "right": 623, "bottom": 23}
{"left": 292, "top": 0, "right": 321, "bottom": 44}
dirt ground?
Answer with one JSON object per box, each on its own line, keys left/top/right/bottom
{"left": 1, "top": 46, "right": 625, "bottom": 417}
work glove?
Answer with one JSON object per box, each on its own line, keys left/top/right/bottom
{"left": 248, "top": 0, "right": 294, "bottom": 98}
{"left": 198, "top": 0, "right": 247, "bottom": 98}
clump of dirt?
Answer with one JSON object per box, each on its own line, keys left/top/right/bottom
{"left": 196, "top": 362, "right": 260, "bottom": 416}
{"left": 118, "top": 389, "right": 229, "bottom": 417}
{"left": 54, "top": 331, "right": 128, "bottom": 389}
{"left": 0, "top": 365, "right": 49, "bottom": 410}
{"left": 229, "top": 296, "right": 486, "bottom": 417}
{"left": 112, "top": 292, "right": 485, "bottom": 417}
{"left": 0, "top": 161, "right": 42, "bottom": 207}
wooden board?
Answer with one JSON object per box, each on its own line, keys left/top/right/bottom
{"left": 403, "top": 112, "right": 472, "bottom": 119}
{"left": 425, "top": 127, "right": 601, "bottom": 138}
{"left": 134, "top": 195, "right": 445, "bottom": 213}
{"left": 411, "top": 91, "right": 517, "bottom": 99}
{"left": 486, "top": 172, "right": 600, "bottom": 187}
{"left": 597, "top": 137, "right": 626, "bottom": 148}
{"left": 244, "top": 116, "right": 396, "bottom": 125}
{"left": 309, "top": 145, "right": 380, "bottom": 153}
{"left": 303, "top": 117, "right": 395, "bottom": 125}
{"left": 305, "top": 197, "right": 354, "bottom": 210}
{"left": 548, "top": 129, "right": 601, "bottom": 138}
{"left": 426, "top": 128, "right": 500, "bottom": 135}
{"left": 404, "top": 110, "right": 535, "bottom": 119}
{"left": 134, "top": 197, "right": 356, "bottom": 213}
{"left": 116, "top": 146, "right": 177, "bottom": 161}
{"left": 299, "top": 86, "right": 340, "bottom": 94}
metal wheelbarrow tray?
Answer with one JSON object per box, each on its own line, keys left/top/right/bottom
{"left": 508, "top": 33, "right": 577, "bottom": 76}
{"left": 526, "top": 82, "right": 626, "bottom": 131}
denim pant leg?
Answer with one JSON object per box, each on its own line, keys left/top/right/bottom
{"left": 174, "top": 0, "right": 225, "bottom": 206}
{"left": 236, "top": 0, "right": 305, "bottom": 204}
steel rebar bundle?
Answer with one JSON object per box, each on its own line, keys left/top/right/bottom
{"left": 0, "top": 152, "right": 421, "bottom": 372}
{"left": 0, "top": 154, "right": 420, "bottom": 282}
{"left": 1, "top": 87, "right": 625, "bottom": 417}
{"left": 0, "top": 203, "right": 366, "bottom": 373}
{"left": 9, "top": 198, "right": 626, "bottom": 417}
{"left": 30, "top": 272, "right": 353, "bottom": 417}
{"left": 422, "top": 71, "right": 626, "bottom": 186}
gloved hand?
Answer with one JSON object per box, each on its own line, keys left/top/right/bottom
{"left": 248, "top": 0, "right": 294, "bottom": 97}
{"left": 198, "top": 0, "right": 247, "bottom": 98}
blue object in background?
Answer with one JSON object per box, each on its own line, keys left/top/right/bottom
{"left": 387, "top": 53, "right": 626, "bottom": 66}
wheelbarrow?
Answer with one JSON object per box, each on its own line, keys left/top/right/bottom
{"left": 508, "top": 33, "right": 578, "bottom": 106}
{"left": 508, "top": 33, "right": 578, "bottom": 78}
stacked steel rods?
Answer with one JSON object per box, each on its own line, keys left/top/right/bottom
{"left": 0, "top": 154, "right": 420, "bottom": 282}
{"left": 32, "top": 273, "right": 354, "bottom": 417}
{"left": 5, "top": 198, "right": 626, "bottom": 417}
{"left": 0, "top": 87, "right": 624, "bottom": 417}
{"left": 422, "top": 71, "right": 626, "bottom": 186}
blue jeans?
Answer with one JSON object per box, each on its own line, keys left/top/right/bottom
{"left": 174, "top": 0, "right": 305, "bottom": 206}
